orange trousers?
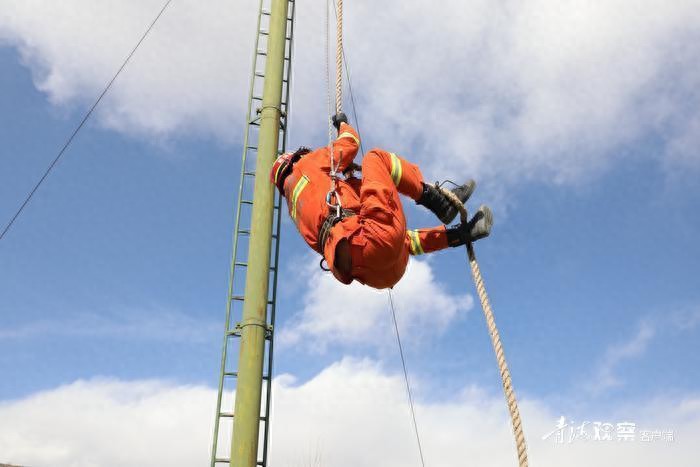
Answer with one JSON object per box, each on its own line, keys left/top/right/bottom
{"left": 339, "top": 149, "right": 449, "bottom": 289}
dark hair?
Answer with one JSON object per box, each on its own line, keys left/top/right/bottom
{"left": 292, "top": 146, "right": 312, "bottom": 159}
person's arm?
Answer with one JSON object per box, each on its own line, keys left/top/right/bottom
{"left": 302, "top": 115, "right": 361, "bottom": 173}
{"left": 331, "top": 114, "right": 360, "bottom": 172}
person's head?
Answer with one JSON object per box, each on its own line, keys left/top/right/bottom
{"left": 269, "top": 146, "right": 311, "bottom": 193}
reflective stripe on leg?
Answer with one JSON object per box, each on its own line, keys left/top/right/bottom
{"left": 408, "top": 229, "right": 425, "bottom": 255}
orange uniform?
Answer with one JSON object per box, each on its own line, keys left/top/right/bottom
{"left": 281, "top": 123, "right": 449, "bottom": 289}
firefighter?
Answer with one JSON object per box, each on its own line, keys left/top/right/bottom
{"left": 270, "top": 113, "right": 493, "bottom": 289}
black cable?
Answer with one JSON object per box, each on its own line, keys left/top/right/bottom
{"left": 0, "top": 0, "right": 174, "bottom": 242}
{"left": 388, "top": 289, "right": 427, "bottom": 467}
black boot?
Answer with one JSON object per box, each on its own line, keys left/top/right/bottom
{"left": 416, "top": 180, "right": 476, "bottom": 224}
{"left": 446, "top": 205, "right": 493, "bottom": 247}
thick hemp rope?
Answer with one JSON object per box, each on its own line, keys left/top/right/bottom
{"left": 441, "top": 188, "right": 529, "bottom": 467}
{"left": 335, "top": 0, "right": 343, "bottom": 114}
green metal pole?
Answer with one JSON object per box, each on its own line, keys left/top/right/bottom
{"left": 230, "top": 0, "right": 289, "bottom": 466}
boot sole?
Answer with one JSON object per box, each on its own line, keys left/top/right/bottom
{"left": 441, "top": 180, "right": 477, "bottom": 224}
{"left": 470, "top": 205, "right": 493, "bottom": 239}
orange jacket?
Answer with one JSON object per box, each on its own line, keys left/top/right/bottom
{"left": 281, "top": 123, "right": 362, "bottom": 254}
{"left": 282, "top": 124, "right": 449, "bottom": 288}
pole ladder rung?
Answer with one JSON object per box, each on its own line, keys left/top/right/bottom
{"left": 251, "top": 96, "right": 288, "bottom": 108}
{"left": 238, "top": 230, "right": 279, "bottom": 239}
{"left": 231, "top": 295, "right": 274, "bottom": 306}
{"left": 261, "top": 9, "right": 293, "bottom": 21}
{"left": 223, "top": 371, "right": 271, "bottom": 381}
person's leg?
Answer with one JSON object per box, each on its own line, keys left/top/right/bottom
{"left": 362, "top": 148, "right": 476, "bottom": 225}
{"left": 405, "top": 226, "right": 449, "bottom": 256}
{"left": 362, "top": 149, "right": 424, "bottom": 201}
{"left": 347, "top": 149, "right": 420, "bottom": 288}
{"left": 405, "top": 204, "right": 495, "bottom": 256}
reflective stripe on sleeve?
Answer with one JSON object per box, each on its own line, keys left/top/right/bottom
{"left": 291, "top": 175, "right": 310, "bottom": 220}
{"left": 337, "top": 131, "right": 360, "bottom": 145}
{"left": 408, "top": 230, "right": 424, "bottom": 255}
{"left": 389, "top": 152, "right": 403, "bottom": 187}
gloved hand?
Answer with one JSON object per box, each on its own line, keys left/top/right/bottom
{"left": 342, "top": 162, "right": 362, "bottom": 176}
{"left": 331, "top": 112, "right": 348, "bottom": 130}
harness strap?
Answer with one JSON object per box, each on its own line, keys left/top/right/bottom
{"left": 317, "top": 208, "right": 356, "bottom": 254}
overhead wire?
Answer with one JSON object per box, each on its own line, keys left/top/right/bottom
{"left": 0, "top": 0, "right": 174, "bottom": 242}
{"left": 388, "top": 290, "right": 427, "bottom": 467}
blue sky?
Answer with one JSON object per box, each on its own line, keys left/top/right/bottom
{"left": 1, "top": 1, "right": 699, "bottom": 466}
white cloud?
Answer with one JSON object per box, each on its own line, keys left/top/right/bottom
{"left": 1, "top": 0, "right": 699, "bottom": 183}
{"left": 1, "top": 359, "right": 699, "bottom": 467}
{"left": 0, "top": 379, "right": 215, "bottom": 467}
{"left": 586, "top": 321, "right": 656, "bottom": 394}
{"left": 278, "top": 258, "right": 472, "bottom": 351}
{"left": 0, "top": 0, "right": 258, "bottom": 142}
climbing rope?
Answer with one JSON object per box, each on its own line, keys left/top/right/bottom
{"left": 325, "top": 2, "right": 427, "bottom": 464}
{"left": 324, "top": 0, "right": 343, "bottom": 217}
{"left": 334, "top": 0, "right": 343, "bottom": 114}
{"left": 325, "top": 2, "right": 528, "bottom": 465}
{"left": 440, "top": 189, "right": 529, "bottom": 467}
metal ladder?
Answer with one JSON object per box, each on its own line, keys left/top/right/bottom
{"left": 210, "top": 0, "right": 296, "bottom": 465}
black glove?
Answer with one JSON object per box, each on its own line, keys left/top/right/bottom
{"left": 331, "top": 112, "right": 348, "bottom": 131}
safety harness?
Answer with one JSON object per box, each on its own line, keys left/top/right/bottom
{"left": 317, "top": 207, "right": 355, "bottom": 255}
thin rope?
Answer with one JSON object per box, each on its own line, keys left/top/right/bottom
{"left": 388, "top": 290, "right": 427, "bottom": 467}
{"left": 441, "top": 188, "right": 529, "bottom": 467}
{"left": 0, "top": 0, "right": 173, "bottom": 242}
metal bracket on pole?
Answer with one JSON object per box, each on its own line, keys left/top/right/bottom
{"left": 232, "top": 319, "right": 273, "bottom": 339}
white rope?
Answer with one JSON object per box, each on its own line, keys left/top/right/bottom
{"left": 324, "top": 0, "right": 334, "bottom": 147}
{"left": 324, "top": 0, "right": 343, "bottom": 216}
